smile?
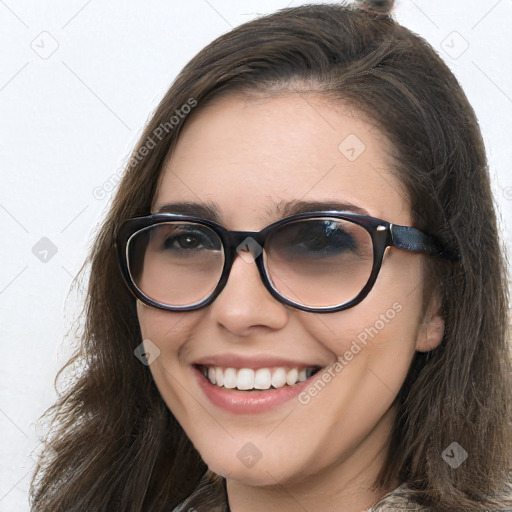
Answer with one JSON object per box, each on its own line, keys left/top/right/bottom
{"left": 198, "top": 365, "right": 321, "bottom": 391}
{"left": 193, "top": 362, "right": 325, "bottom": 414}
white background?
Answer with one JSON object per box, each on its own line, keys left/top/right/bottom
{"left": 1, "top": 1, "right": 511, "bottom": 510}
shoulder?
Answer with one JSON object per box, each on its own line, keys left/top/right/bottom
{"left": 366, "top": 483, "right": 428, "bottom": 511}
{"left": 367, "top": 481, "right": 512, "bottom": 512}
{"left": 173, "top": 478, "right": 423, "bottom": 512}
{"left": 173, "top": 474, "right": 512, "bottom": 512}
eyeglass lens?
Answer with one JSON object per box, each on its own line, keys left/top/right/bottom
{"left": 126, "top": 218, "right": 374, "bottom": 309}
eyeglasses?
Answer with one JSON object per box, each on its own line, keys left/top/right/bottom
{"left": 116, "top": 211, "right": 452, "bottom": 314}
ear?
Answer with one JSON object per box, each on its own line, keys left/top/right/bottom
{"left": 415, "top": 292, "right": 445, "bottom": 353}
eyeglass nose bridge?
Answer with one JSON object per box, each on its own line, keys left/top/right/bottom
{"left": 213, "top": 228, "right": 278, "bottom": 300}
{"left": 226, "top": 230, "right": 267, "bottom": 262}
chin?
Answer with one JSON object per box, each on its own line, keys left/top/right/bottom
{"left": 198, "top": 441, "right": 311, "bottom": 487}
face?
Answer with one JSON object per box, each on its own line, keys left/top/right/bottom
{"left": 136, "top": 92, "right": 444, "bottom": 490}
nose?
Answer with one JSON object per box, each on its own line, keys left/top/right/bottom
{"left": 208, "top": 249, "right": 289, "bottom": 336}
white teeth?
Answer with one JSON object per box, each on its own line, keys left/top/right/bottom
{"left": 271, "top": 367, "right": 287, "bottom": 388}
{"left": 215, "top": 367, "right": 224, "bottom": 386}
{"left": 237, "top": 368, "right": 254, "bottom": 390}
{"left": 286, "top": 368, "right": 298, "bottom": 386}
{"left": 254, "top": 368, "right": 272, "bottom": 389}
{"left": 200, "top": 365, "right": 319, "bottom": 391}
{"left": 223, "top": 368, "right": 237, "bottom": 389}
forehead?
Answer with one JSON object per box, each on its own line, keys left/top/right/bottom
{"left": 154, "top": 93, "right": 411, "bottom": 230}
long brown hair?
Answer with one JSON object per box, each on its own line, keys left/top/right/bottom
{"left": 30, "top": 2, "right": 512, "bottom": 510}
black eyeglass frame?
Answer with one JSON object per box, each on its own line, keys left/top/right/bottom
{"left": 116, "top": 211, "right": 453, "bottom": 314}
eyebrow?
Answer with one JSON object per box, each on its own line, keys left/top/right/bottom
{"left": 275, "top": 199, "right": 369, "bottom": 217}
{"left": 155, "top": 201, "right": 222, "bottom": 222}
{"left": 154, "top": 199, "right": 369, "bottom": 223}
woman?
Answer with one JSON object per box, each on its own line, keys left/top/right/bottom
{"left": 30, "top": 1, "right": 512, "bottom": 510}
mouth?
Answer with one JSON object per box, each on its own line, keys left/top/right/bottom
{"left": 191, "top": 356, "right": 328, "bottom": 413}
{"left": 194, "top": 364, "right": 322, "bottom": 391}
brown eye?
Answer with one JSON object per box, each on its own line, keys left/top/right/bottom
{"left": 150, "top": 225, "right": 221, "bottom": 253}
{"left": 163, "top": 232, "right": 203, "bottom": 250}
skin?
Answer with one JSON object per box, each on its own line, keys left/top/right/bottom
{"left": 136, "top": 92, "right": 445, "bottom": 512}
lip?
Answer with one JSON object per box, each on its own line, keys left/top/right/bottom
{"left": 192, "top": 365, "right": 323, "bottom": 414}
{"left": 193, "top": 353, "right": 323, "bottom": 370}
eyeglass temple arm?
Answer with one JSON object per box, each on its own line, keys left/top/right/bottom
{"left": 390, "top": 224, "right": 457, "bottom": 260}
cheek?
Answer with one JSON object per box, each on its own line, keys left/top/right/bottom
{"left": 137, "top": 301, "right": 200, "bottom": 346}
{"left": 298, "top": 295, "right": 421, "bottom": 355}
{"left": 136, "top": 302, "right": 212, "bottom": 422}
{"left": 136, "top": 301, "right": 202, "bottom": 383}
{"left": 294, "top": 258, "right": 424, "bottom": 385}
{"left": 289, "top": 286, "right": 423, "bottom": 446}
